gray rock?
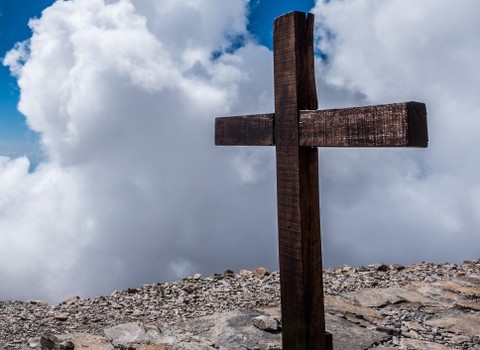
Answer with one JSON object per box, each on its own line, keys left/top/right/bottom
{"left": 57, "top": 333, "right": 114, "bottom": 350}
{"left": 2, "top": 261, "right": 480, "bottom": 349}
{"left": 251, "top": 315, "right": 281, "bottom": 332}
{"left": 168, "top": 308, "right": 388, "bottom": 350}
{"left": 176, "top": 309, "right": 281, "bottom": 350}
{"left": 325, "top": 313, "right": 390, "bottom": 350}
{"left": 53, "top": 313, "right": 69, "bottom": 322}
{"left": 39, "top": 333, "right": 74, "bottom": 350}
{"left": 104, "top": 322, "right": 163, "bottom": 346}
{"left": 400, "top": 338, "right": 453, "bottom": 349}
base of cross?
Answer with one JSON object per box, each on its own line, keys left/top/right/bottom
{"left": 325, "top": 332, "right": 333, "bottom": 350}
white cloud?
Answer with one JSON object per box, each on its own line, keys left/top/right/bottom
{"left": 313, "top": 0, "right": 480, "bottom": 266}
{"left": 1, "top": 0, "right": 480, "bottom": 302}
{"left": 0, "top": 157, "right": 92, "bottom": 300}
{"left": 2, "top": 0, "right": 276, "bottom": 302}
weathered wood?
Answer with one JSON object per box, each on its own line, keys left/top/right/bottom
{"left": 300, "top": 101, "right": 428, "bottom": 147}
{"left": 215, "top": 114, "right": 274, "bottom": 146}
{"left": 406, "top": 102, "right": 428, "bottom": 147}
{"left": 273, "top": 12, "right": 328, "bottom": 350}
{"left": 215, "top": 102, "right": 428, "bottom": 147}
{"left": 214, "top": 10, "right": 428, "bottom": 350}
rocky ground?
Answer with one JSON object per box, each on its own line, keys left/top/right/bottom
{"left": 0, "top": 261, "right": 479, "bottom": 349}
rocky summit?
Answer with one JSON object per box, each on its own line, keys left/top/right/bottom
{"left": 1, "top": 261, "right": 480, "bottom": 350}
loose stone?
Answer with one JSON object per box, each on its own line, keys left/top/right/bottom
{"left": 0, "top": 260, "right": 478, "bottom": 349}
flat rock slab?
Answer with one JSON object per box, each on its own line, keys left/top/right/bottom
{"left": 408, "top": 282, "right": 480, "bottom": 311}
{"left": 104, "top": 322, "right": 164, "bottom": 346}
{"left": 325, "top": 313, "right": 389, "bottom": 350}
{"left": 325, "top": 295, "right": 382, "bottom": 323}
{"left": 400, "top": 338, "right": 455, "bottom": 350}
{"left": 51, "top": 309, "right": 390, "bottom": 350}
{"left": 434, "top": 280, "right": 480, "bottom": 298}
{"left": 345, "top": 287, "right": 442, "bottom": 308}
{"left": 174, "top": 309, "right": 281, "bottom": 349}
{"left": 425, "top": 311, "right": 480, "bottom": 336}
{"left": 179, "top": 308, "right": 389, "bottom": 350}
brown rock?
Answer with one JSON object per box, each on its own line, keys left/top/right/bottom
{"left": 391, "top": 263, "right": 405, "bottom": 270}
{"left": 450, "top": 335, "right": 471, "bottom": 345}
{"left": 425, "top": 311, "right": 480, "bottom": 336}
{"left": 434, "top": 280, "right": 480, "bottom": 298}
{"left": 402, "top": 329, "right": 422, "bottom": 339}
{"left": 449, "top": 334, "right": 471, "bottom": 345}
{"left": 409, "top": 282, "right": 480, "bottom": 310}
{"left": 340, "top": 265, "right": 353, "bottom": 275}
{"left": 325, "top": 295, "right": 382, "bottom": 323}
{"left": 254, "top": 267, "right": 270, "bottom": 277}
{"left": 344, "top": 287, "right": 436, "bottom": 308}
{"left": 57, "top": 333, "right": 114, "bottom": 350}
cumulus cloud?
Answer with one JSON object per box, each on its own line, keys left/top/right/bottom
{"left": 312, "top": 0, "right": 480, "bottom": 266}
{"left": 1, "top": 0, "right": 480, "bottom": 303}
{"left": 2, "top": 0, "right": 276, "bottom": 302}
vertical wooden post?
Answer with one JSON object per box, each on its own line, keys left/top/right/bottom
{"left": 274, "top": 12, "right": 330, "bottom": 350}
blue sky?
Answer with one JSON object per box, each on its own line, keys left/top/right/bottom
{"left": 0, "top": 1, "right": 57, "bottom": 157}
{"left": 0, "top": 0, "right": 479, "bottom": 303}
{"left": 0, "top": 2, "right": 53, "bottom": 115}
{"left": 247, "top": 0, "right": 315, "bottom": 48}
{"left": 0, "top": 0, "right": 314, "bottom": 162}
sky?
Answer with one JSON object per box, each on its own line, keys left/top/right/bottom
{"left": 0, "top": 0, "right": 57, "bottom": 162}
{"left": 0, "top": 0, "right": 479, "bottom": 303}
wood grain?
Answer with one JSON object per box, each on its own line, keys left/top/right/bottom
{"left": 214, "top": 11, "right": 428, "bottom": 350}
{"left": 299, "top": 101, "right": 428, "bottom": 147}
{"left": 215, "top": 102, "right": 428, "bottom": 148}
{"left": 273, "top": 12, "right": 328, "bottom": 350}
{"left": 215, "top": 114, "right": 274, "bottom": 146}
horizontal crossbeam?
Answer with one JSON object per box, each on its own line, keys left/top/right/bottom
{"left": 215, "top": 101, "right": 428, "bottom": 148}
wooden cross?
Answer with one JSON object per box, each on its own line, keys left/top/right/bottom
{"left": 215, "top": 12, "right": 428, "bottom": 350}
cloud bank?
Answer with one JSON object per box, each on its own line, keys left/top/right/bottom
{"left": 1, "top": 0, "right": 479, "bottom": 302}
{"left": 2, "top": 0, "right": 276, "bottom": 302}
{"left": 312, "top": 0, "right": 480, "bottom": 266}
